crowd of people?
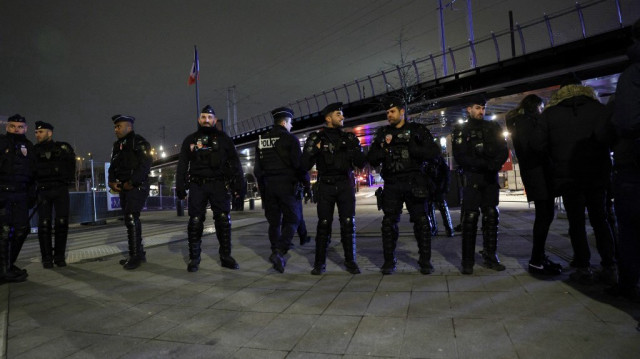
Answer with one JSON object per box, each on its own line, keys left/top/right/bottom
{"left": 1, "top": 21, "right": 638, "bottom": 304}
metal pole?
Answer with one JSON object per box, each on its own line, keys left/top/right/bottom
{"left": 233, "top": 85, "right": 238, "bottom": 135}
{"left": 194, "top": 46, "right": 200, "bottom": 122}
{"left": 90, "top": 159, "right": 97, "bottom": 223}
{"left": 466, "top": 0, "right": 476, "bottom": 67}
{"left": 438, "top": 0, "right": 448, "bottom": 76}
{"left": 509, "top": 11, "right": 516, "bottom": 57}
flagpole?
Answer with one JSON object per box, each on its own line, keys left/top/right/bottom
{"left": 194, "top": 45, "right": 200, "bottom": 119}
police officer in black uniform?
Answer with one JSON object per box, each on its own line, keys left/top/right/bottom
{"left": 452, "top": 96, "right": 509, "bottom": 274}
{"left": 34, "top": 121, "right": 75, "bottom": 268}
{"left": 254, "top": 107, "right": 303, "bottom": 273}
{"left": 0, "top": 114, "right": 35, "bottom": 283}
{"left": 302, "top": 102, "right": 366, "bottom": 275}
{"left": 108, "top": 115, "right": 152, "bottom": 270}
{"left": 176, "top": 105, "right": 245, "bottom": 272}
{"left": 368, "top": 99, "right": 440, "bottom": 275}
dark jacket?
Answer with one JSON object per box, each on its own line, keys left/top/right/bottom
{"left": 452, "top": 117, "right": 509, "bottom": 174}
{"left": 301, "top": 127, "right": 366, "bottom": 176}
{"left": 505, "top": 110, "right": 550, "bottom": 201}
{"left": 253, "top": 125, "right": 304, "bottom": 187}
{"left": 176, "top": 126, "right": 244, "bottom": 194}
{"left": 108, "top": 131, "right": 152, "bottom": 186}
{"left": 612, "top": 41, "right": 640, "bottom": 169}
{"left": 34, "top": 139, "right": 76, "bottom": 188}
{"left": 0, "top": 133, "right": 36, "bottom": 190}
{"left": 535, "top": 85, "right": 612, "bottom": 195}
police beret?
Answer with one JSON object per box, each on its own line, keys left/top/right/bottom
{"left": 382, "top": 98, "right": 405, "bottom": 110}
{"left": 35, "top": 121, "right": 54, "bottom": 131}
{"left": 111, "top": 114, "right": 135, "bottom": 124}
{"left": 201, "top": 105, "right": 215, "bottom": 115}
{"left": 467, "top": 94, "right": 487, "bottom": 106}
{"left": 321, "top": 102, "right": 343, "bottom": 117}
{"left": 7, "top": 114, "right": 26, "bottom": 123}
{"left": 271, "top": 107, "right": 294, "bottom": 121}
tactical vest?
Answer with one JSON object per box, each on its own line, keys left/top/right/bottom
{"left": 316, "top": 130, "right": 353, "bottom": 176}
{"left": 0, "top": 134, "right": 33, "bottom": 186}
{"left": 188, "top": 131, "right": 223, "bottom": 175}
{"left": 257, "top": 130, "right": 289, "bottom": 176}
{"left": 111, "top": 135, "right": 141, "bottom": 182}
{"left": 35, "top": 141, "right": 73, "bottom": 184}
{"left": 380, "top": 124, "right": 421, "bottom": 176}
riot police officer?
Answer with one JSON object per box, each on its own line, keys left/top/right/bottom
{"left": 254, "top": 107, "right": 304, "bottom": 273}
{"left": 34, "top": 121, "right": 76, "bottom": 268}
{"left": 176, "top": 105, "right": 245, "bottom": 272}
{"left": 108, "top": 115, "right": 152, "bottom": 270}
{"left": 0, "top": 114, "right": 35, "bottom": 283}
{"left": 302, "top": 102, "right": 366, "bottom": 275}
{"left": 367, "top": 99, "right": 440, "bottom": 275}
{"left": 452, "top": 96, "right": 509, "bottom": 274}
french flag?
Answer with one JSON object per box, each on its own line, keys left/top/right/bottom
{"left": 188, "top": 47, "right": 199, "bottom": 86}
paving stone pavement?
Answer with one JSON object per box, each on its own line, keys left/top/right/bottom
{"left": 1, "top": 188, "right": 639, "bottom": 358}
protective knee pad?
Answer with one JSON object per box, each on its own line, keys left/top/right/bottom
{"left": 38, "top": 218, "right": 52, "bottom": 234}
{"left": 340, "top": 217, "right": 355, "bottom": 234}
{"left": 381, "top": 216, "right": 399, "bottom": 242}
{"left": 124, "top": 213, "right": 136, "bottom": 230}
{"left": 462, "top": 211, "right": 480, "bottom": 233}
{"left": 188, "top": 216, "right": 204, "bottom": 241}
{"left": 214, "top": 212, "right": 231, "bottom": 230}
{"left": 54, "top": 217, "right": 68, "bottom": 232}
{"left": 482, "top": 206, "right": 499, "bottom": 228}
{"left": 317, "top": 218, "right": 332, "bottom": 240}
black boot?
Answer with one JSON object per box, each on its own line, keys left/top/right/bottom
{"left": 311, "top": 219, "right": 331, "bottom": 275}
{"left": 480, "top": 206, "right": 505, "bottom": 271}
{"left": 438, "top": 201, "right": 455, "bottom": 237}
{"left": 381, "top": 217, "right": 398, "bottom": 275}
{"left": 269, "top": 249, "right": 286, "bottom": 273}
{"left": 340, "top": 217, "right": 361, "bottom": 274}
{"left": 414, "top": 216, "right": 434, "bottom": 275}
{"left": 10, "top": 226, "right": 29, "bottom": 277}
{"left": 1, "top": 224, "right": 27, "bottom": 283}
{"left": 122, "top": 214, "right": 142, "bottom": 270}
{"left": 53, "top": 217, "right": 69, "bottom": 267}
{"left": 187, "top": 216, "right": 203, "bottom": 272}
{"left": 215, "top": 213, "right": 239, "bottom": 270}
{"left": 38, "top": 218, "right": 54, "bottom": 268}
{"left": 461, "top": 211, "right": 479, "bottom": 274}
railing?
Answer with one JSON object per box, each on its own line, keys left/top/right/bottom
{"left": 230, "top": 0, "right": 631, "bottom": 139}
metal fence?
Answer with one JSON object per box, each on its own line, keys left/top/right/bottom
{"left": 229, "top": 0, "right": 632, "bottom": 138}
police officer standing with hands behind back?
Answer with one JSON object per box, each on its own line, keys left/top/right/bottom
{"left": 254, "top": 107, "right": 304, "bottom": 273}
{"left": 302, "top": 102, "right": 366, "bottom": 275}
{"left": 367, "top": 99, "right": 440, "bottom": 275}
{"left": 452, "top": 96, "right": 509, "bottom": 275}
{"left": 108, "top": 114, "right": 152, "bottom": 270}
{"left": 34, "top": 121, "right": 75, "bottom": 268}
{"left": 176, "top": 105, "right": 245, "bottom": 272}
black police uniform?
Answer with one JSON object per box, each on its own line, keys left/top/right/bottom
{"left": 425, "top": 156, "right": 454, "bottom": 237}
{"left": 34, "top": 121, "right": 75, "bottom": 268}
{"left": 452, "top": 112, "right": 509, "bottom": 274}
{"left": 0, "top": 114, "right": 35, "bottom": 282}
{"left": 108, "top": 116, "right": 152, "bottom": 270}
{"left": 302, "top": 115, "right": 366, "bottom": 275}
{"left": 254, "top": 108, "right": 303, "bottom": 273}
{"left": 367, "top": 114, "right": 440, "bottom": 275}
{"left": 176, "top": 107, "right": 245, "bottom": 272}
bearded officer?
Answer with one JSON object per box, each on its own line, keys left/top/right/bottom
{"left": 176, "top": 105, "right": 245, "bottom": 272}
{"left": 34, "top": 121, "right": 76, "bottom": 268}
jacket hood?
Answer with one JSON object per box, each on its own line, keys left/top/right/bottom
{"left": 546, "top": 84, "right": 598, "bottom": 108}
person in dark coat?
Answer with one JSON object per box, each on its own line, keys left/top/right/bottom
{"left": 506, "top": 94, "right": 562, "bottom": 275}
{"left": 605, "top": 19, "right": 640, "bottom": 302}
{"left": 254, "top": 107, "right": 304, "bottom": 273}
{"left": 535, "top": 83, "right": 616, "bottom": 285}
{"left": 176, "top": 105, "right": 245, "bottom": 272}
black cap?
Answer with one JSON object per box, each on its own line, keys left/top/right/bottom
{"left": 201, "top": 105, "right": 215, "bottom": 115}
{"left": 7, "top": 114, "right": 26, "bottom": 123}
{"left": 112, "top": 114, "right": 135, "bottom": 124}
{"left": 271, "top": 107, "right": 294, "bottom": 121}
{"left": 321, "top": 102, "right": 343, "bottom": 117}
{"left": 382, "top": 98, "right": 405, "bottom": 110}
{"left": 467, "top": 94, "right": 486, "bottom": 106}
{"left": 35, "top": 121, "right": 54, "bottom": 131}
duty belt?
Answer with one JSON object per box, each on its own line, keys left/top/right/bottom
{"left": 190, "top": 176, "right": 225, "bottom": 185}
{"left": 0, "top": 184, "right": 27, "bottom": 192}
{"left": 318, "top": 175, "right": 350, "bottom": 185}
{"left": 383, "top": 172, "right": 418, "bottom": 184}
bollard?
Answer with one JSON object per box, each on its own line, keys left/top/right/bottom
{"left": 249, "top": 198, "right": 255, "bottom": 210}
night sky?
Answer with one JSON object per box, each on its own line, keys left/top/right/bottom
{"left": 2, "top": 0, "right": 635, "bottom": 160}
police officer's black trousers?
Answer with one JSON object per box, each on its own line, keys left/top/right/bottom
{"left": 380, "top": 181, "right": 431, "bottom": 273}
{"left": 263, "top": 178, "right": 300, "bottom": 254}
{"left": 37, "top": 186, "right": 70, "bottom": 266}
{"left": 0, "top": 191, "right": 29, "bottom": 281}
{"left": 120, "top": 185, "right": 149, "bottom": 269}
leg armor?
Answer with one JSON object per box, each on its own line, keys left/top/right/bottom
{"left": 413, "top": 215, "right": 433, "bottom": 274}
{"left": 215, "top": 212, "right": 238, "bottom": 269}
{"left": 38, "top": 218, "right": 54, "bottom": 268}
{"left": 481, "top": 206, "right": 505, "bottom": 271}
{"left": 311, "top": 218, "right": 331, "bottom": 275}
{"left": 461, "top": 210, "right": 480, "bottom": 274}
{"left": 187, "top": 216, "right": 204, "bottom": 272}
{"left": 340, "top": 217, "right": 360, "bottom": 274}
{"left": 53, "top": 217, "right": 69, "bottom": 267}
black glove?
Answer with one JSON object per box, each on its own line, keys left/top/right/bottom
{"left": 176, "top": 188, "right": 187, "bottom": 200}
